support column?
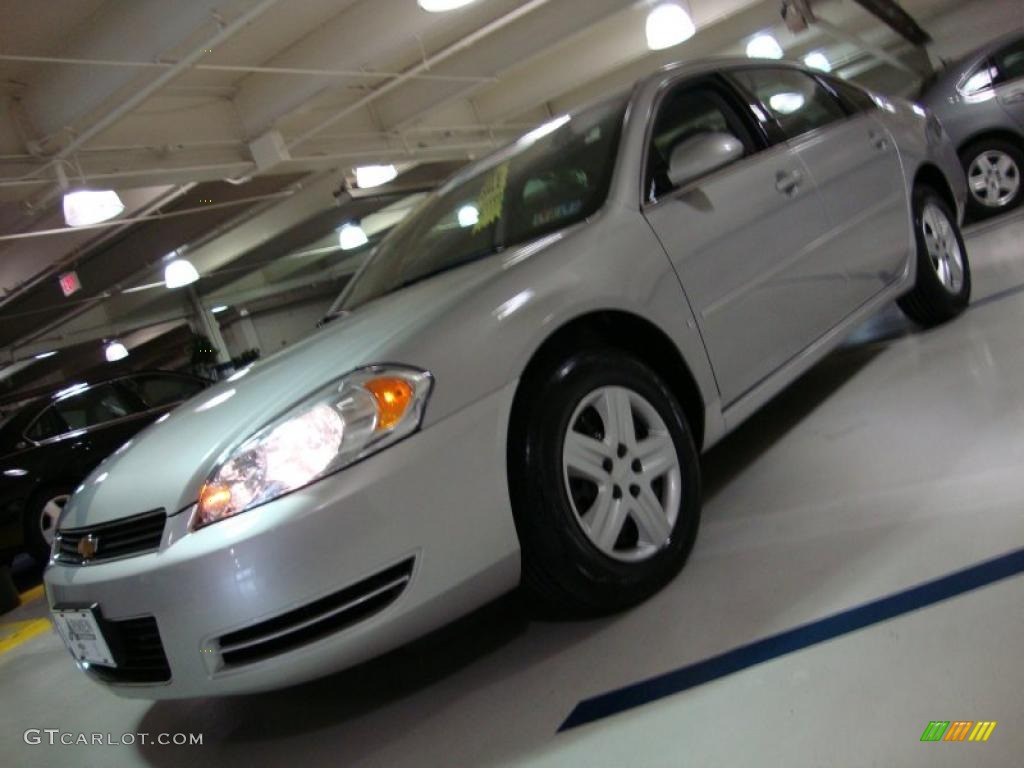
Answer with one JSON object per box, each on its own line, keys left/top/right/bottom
{"left": 187, "top": 287, "right": 231, "bottom": 365}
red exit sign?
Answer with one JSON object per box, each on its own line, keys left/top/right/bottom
{"left": 59, "top": 271, "right": 81, "bottom": 297}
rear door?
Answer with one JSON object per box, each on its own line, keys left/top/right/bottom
{"left": 729, "top": 67, "right": 909, "bottom": 305}
{"left": 991, "top": 36, "right": 1024, "bottom": 128}
{"left": 642, "top": 74, "right": 839, "bottom": 406}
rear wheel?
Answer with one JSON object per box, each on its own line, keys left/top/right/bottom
{"left": 898, "top": 186, "right": 971, "bottom": 327}
{"left": 25, "top": 489, "right": 70, "bottom": 564}
{"left": 961, "top": 138, "right": 1023, "bottom": 221}
{"left": 509, "top": 349, "right": 701, "bottom": 616}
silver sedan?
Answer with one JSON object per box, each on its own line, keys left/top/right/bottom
{"left": 45, "top": 59, "right": 969, "bottom": 698}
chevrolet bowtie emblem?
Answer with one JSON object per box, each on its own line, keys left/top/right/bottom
{"left": 77, "top": 534, "right": 99, "bottom": 561}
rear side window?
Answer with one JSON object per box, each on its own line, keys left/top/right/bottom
{"left": 53, "top": 384, "right": 142, "bottom": 432}
{"left": 26, "top": 407, "right": 68, "bottom": 442}
{"left": 731, "top": 68, "right": 847, "bottom": 140}
{"left": 821, "top": 76, "right": 878, "bottom": 113}
{"left": 124, "top": 375, "right": 204, "bottom": 408}
{"left": 993, "top": 37, "right": 1024, "bottom": 83}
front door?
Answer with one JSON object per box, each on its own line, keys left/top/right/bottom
{"left": 642, "top": 76, "right": 841, "bottom": 406}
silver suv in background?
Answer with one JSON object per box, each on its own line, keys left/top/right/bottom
{"left": 919, "top": 31, "right": 1024, "bottom": 220}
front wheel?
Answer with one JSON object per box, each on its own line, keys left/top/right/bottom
{"left": 898, "top": 186, "right": 971, "bottom": 327}
{"left": 25, "top": 489, "right": 71, "bottom": 564}
{"left": 509, "top": 350, "right": 701, "bottom": 616}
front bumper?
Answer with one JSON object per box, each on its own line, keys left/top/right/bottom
{"left": 44, "top": 384, "right": 521, "bottom": 698}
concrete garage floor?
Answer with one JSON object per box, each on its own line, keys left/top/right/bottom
{"left": 2, "top": 214, "right": 1023, "bottom": 768}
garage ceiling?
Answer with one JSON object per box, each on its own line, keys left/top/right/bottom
{"left": 0, "top": 0, "right": 994, "bottom": 375}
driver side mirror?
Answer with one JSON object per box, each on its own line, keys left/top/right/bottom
{"left": 667, "top": 132, "right": 745, "bottom": 189}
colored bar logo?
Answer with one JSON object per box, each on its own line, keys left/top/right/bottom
{"left": 921, "top": 721, "right": 997, "bottom": 742}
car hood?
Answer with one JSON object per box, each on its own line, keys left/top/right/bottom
{"left": 60, "top": 257, "right": 510, "bottom": 528}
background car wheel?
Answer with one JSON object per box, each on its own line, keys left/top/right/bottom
{"left": 25, "top": 489, "right": 71, "bottom": 564}
{"left": 960, "top": 138, "right": 1023, "bottom": 221}
{"left": 898, "top": 185, "right": 971, "bottom": 328}
{"left": 509, "top": 349, "right": 701, "bottom": 616}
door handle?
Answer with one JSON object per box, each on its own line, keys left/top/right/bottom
{"left": 775, "top": 169, "right": 804, "bottom": 196}
{"left": 1004, "top": 90, "right": 1024, "bottom": 104}
{"left": 869, "top": 131, "right": 890, "bottom": 151}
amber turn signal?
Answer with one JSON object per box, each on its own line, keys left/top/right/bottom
{"left": 363, "top": 377, "right": 415, "bottom": 430}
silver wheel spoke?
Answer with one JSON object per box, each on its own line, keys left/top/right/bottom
{"left": 40, "top": 495, "right": 69, "bottom": 546}
{"left": 586, "top": 490, "right": 628, "bottom": 551}
{"left": 636, "top": 434, "right": 675, "bottom": 479}
{"left": 631, "top": 487, "right": 671, "bottom": 545}
{"left": 597, "top": 388, "right": 636, "bottom": 450}
{"left": 564, "top": 432, "right": 612, "bottom": 481}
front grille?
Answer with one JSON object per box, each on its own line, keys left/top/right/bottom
{"left": 88, "top": 616, "right": 171, "bottom": 684}
{"left": 218, "top": 558, "right": 414, "bottom": 668}
{"left": 55, "top": 509, "right": 166, "bottom": 565}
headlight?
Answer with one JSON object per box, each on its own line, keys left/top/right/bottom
{"left": 192, "top": 366, "right": 432, "bottom": 530}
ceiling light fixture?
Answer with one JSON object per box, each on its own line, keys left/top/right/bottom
{"left": 105, "top": 341, "right": 129, "bottom": 363}
{"left": 34, "top": 350, "right": 58, "bottom": 360}
{"left": 354, "top": 164, "right": 398, "bottom": 189}
{"left": 211, "top": 305, "right": 229, "bottom": 314}
{"left": 338, "top": 223, "right": 369, "bottom": 251}
{"left": 62, "top": 189, "right": 125, "bottom": 227}
{"left": 164, "top": 259, "right": 200, "bottom": 289}
{"left": 747, "top": 33, "right": 784, "bottom": 59}
{"left": 803, "top": 50, "right": 831, "bottom": 72}
{"left": 645, "top": 2, "right": 696, "bottom": 51}
{"left": 417, "top": 0, "right": 478, "bottom": 11}
{"left": 457, "top": 205, "right": 480, "bottom": 228}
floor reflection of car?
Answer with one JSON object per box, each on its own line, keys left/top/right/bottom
{"left": 0, "top": 372, "right": 208, "bottom": 563}
{"left": 45, "top": 60, "right": 970, "bottom": 699}
{"left": 919, "top": 32, "right": 1024, "bottom": 220}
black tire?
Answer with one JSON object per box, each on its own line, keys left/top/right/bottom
{"left": 898, "top": 185, "right": 971, "bottom": 327}
{"left": 960, "top": 138, "right": 1024, "bottom": 222}
{"left": 508, "top": 349, "right": 701, "bottom": 616}
{"left": 24, "top": 487, "right": 71, "bottom": 565}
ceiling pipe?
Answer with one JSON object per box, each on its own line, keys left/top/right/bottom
{"left": 284, "top": 0, "right": 556, "bottom": 153}
{"left": 13, "top": 0, "right": 281, "bottom": 187}
{"left": 0, "top": 53, "right": 496, "bottom": 84}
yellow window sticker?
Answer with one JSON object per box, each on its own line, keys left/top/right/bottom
{"left": 474, "top": 162, "right": 509, "bottom": 234}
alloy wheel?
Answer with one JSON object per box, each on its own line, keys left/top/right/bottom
{"left": 921, "top": 202, "right": 965, "bottom": 294}
{"left": 968, "top": 150, "right": 1020, "bottom": 209}
{"left": 39, "top": 494, "right": 70, "bottom": 547}
{"left": 561, "top": 386, "right": 682, "bottom": 562}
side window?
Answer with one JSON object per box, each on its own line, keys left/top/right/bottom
{"left": 646, "top": 83, "right": 757, "bottom": 201}
{"left": 53, "top": 384, "right": 142, "bottom": 431}
{"left": 26, "top": 407, "right": 68, "bottom": 442}
{"left": 126, "top": 375, "right": 205, "bottom": 408}
{"left": 993, "top": 38, "right": 1024, "bottom": 83}
{"left": 821, "top": 76, "right": 878, "bottom": 113}
{"left": 731, "top": 68, "right": 847, "bottom": 140}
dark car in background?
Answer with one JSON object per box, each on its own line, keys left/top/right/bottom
{"left": 0, "top": 372, "right": 208, "bottom": 563}
{"left": 919, "top": 31, "right": 1024, "bottom": 220}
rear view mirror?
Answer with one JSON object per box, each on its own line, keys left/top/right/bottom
{"left": 667, "top": 132, "right": 745, "bottom": 189}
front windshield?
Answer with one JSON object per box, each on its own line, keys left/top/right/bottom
{"left": 338, "top": 94, "right": 629, "bottom": 311}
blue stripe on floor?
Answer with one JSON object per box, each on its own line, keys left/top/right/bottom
{"left": 559, "top": 546, "right": 1024, "bottom": 732}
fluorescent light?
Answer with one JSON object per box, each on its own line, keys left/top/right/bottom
{"left": 769, "top": 92, "right": 806, "bottom": 115}
{"left": 211, "top": 305, "right": 229, "bottom": 314}
{"left": 520, "top": 115, "right": 571, "bottom": 146}
{"left": 3, "top": 469, "right": 28, "bottom": 477}
{"left": 457, "top": 205, "right": 480, "bottom": 228}
{"left": 747, "top": 33, "right": 784, "bottom": 59}
{"left": 645, "top": 3, "right": 696, "bottom": 51}
{"left": 338, "top": 223, "right": 369, "bottom": 251}
{"left": 164, "top": 259, "right": 200, "bottom": 289}
{"left": 354, "top": 164, "right": 398, "bottom": 189}
{"left": 34, "top": 350, "right": 58, "bottom": 360}
{"left": 803, "top": 50, "right": 831, "bottom": 72}
{"left": 62, "top": 190, "right": 124, "bottom": 227}
{"left": 417, "top": 0, "right": 478, "bottom": 11}
{"left": 105, "top": 341, "right": 129, "bottom": 362}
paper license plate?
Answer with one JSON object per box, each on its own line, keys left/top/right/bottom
{"left": 52, "top": 607, "right": 116, "bottom": 667}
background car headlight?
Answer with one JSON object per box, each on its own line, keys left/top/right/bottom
{"left": 192, "top": 366, "right": 432, "bottom": 530}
